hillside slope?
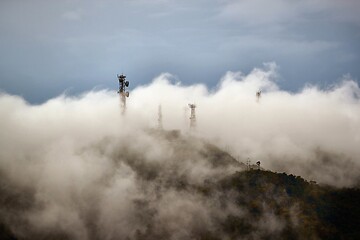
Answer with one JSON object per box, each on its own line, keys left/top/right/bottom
{"left": 0, "top": 130, "right": 359, "bottom": 240}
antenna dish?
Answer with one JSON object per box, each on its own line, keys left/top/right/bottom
{"left": 125, "top": 81, "right": 129, "bottom": 87}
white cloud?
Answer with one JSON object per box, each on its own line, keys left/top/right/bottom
{"left": 1, "top": 63, "right": 359, "bottom": 189}
{"left": 1, "top": 63, "right": 360, "bottom": 238}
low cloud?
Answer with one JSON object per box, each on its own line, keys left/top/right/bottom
{"left": 0, "top": 63, "right": 359, "bottom": 239}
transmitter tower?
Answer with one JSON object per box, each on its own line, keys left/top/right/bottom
{"left": 188, "top": 103, "right": 196, "bottom": 129}
{"left": 117, "top": 74, "right": 130, "bottom": 114}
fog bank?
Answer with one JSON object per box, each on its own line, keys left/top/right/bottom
{"left": 0, "top": 63, "right": 359, "bottom": 239}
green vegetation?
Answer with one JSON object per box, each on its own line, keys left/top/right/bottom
{"left": 215, "top": 170, "right": 360, "bottom": 239}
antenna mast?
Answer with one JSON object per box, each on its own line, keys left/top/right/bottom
{"left": 117, "top": 74, "right": 130, "bottom": 115}
{"left": 256, "top": 90, "right": 261, "bottom": 103}
{"left": 158, "top": 104, "right": 163, "bottom": 130}
{"left": 188, "top": 103, "right": 196, "bottom": 129}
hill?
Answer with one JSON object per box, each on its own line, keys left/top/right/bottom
{"left": 0, "top": 130, "right": 359, "bottom": 240}
{"left": 217, "top": 170, "right": 360, "bottom": 239}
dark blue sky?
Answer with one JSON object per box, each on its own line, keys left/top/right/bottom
{"left": 1, "top": 0, "right": 359, "bottom": 103}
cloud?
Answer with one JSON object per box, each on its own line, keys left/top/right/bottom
{"left": 1, "top": 63, "right": 360, "bottom": 187}
{"left": 0, "top": 63, "right": 360, "bottom": 239}
{"left": 127, "top": 63, "right": 360, "bottom": 187}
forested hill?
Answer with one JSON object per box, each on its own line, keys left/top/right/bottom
{"left": 216, "top": 170, "right": 360, "bottom": 239}
{"left": 0, "top": 130, "right": 359, "bottom": 239}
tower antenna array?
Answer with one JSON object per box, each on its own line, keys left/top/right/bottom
{"left": 188, "top": 103, "right": 196, "bottom": 129}
{"left": 117, "top": 74, "right": 130, "bottom": 114}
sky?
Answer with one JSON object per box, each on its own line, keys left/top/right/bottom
{"left": 0, "top": 0, "right": 360, "bottom": 103}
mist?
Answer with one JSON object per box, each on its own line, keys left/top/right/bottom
{"left": 129, "top": 62, "right": 360, "bottom": 187}
{"left": 1, "top": 63, "right": 360, "bottom": 239}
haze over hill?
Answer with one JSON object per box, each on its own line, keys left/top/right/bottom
{"left": 0, "top": 131, "right": 359, "bottom": 239}
{"left": 0, "top": 64, "right": 360, "bottom": 239}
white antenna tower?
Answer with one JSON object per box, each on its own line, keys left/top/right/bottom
{"left": 256, "top": 90, "right": 262, "bottom": 103}
{"left": 117, "top": 74, "right": 130, "bottom": 115}
{"left": 188, "top": 103, "right": 196, "bottom": 129}
{"left": 158, "top": 104, "right": 163, "bottom": 130}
